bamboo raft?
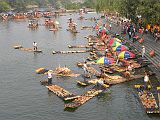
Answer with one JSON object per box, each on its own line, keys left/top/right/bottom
{"left": 13, "top": 45, "right": 42, "bottom": 53}
{"left": 64, "top": 88, "right": 103, "bottom": 109}
{"left": 52, "top": 50, "right": 89, "bottom": 54}
{"left": 45, "top": 84, "right": 75, "bottom": 100}
{"left": 135, "top": 85, "right": 160, "bottom": 114}
{"left": 68, "top": 45, "right": 91, "bottom": 48}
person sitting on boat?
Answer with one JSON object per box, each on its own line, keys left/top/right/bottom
{"left": 33, "top": 42, "right": 37, "bottom": 51}
{"left": 127, "top": 63, "right": 134, "bottom": 75}
{"left": 96, "top": 79, "right": 104, "bottom": 89}
{"left": 47, "top": 70, "right": 53, "bottom": 85}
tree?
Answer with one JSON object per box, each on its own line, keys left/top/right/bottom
{"left": 0, "top": 1, "right": 10, "bottom": 12}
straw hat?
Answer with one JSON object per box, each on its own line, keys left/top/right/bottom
{"left": 48, "top": 70, "right": 53, "bottom": 72}
{"left": 142, "top": 46, "right": 145, "bottom": 47}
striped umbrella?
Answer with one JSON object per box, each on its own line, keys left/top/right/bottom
{"left": 118, "top": 51, "right": 135, "bottom": 59}
{"left": 112, "top": 45, "right": 128, "bottom": 52}
{"left": 96, "top": 57, "right": 114, "bottom": 64}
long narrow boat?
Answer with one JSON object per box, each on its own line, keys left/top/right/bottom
{"left": 68, "top": 45, "right": 91, "bottom": 48}
{"left": 52, "top": 50, "right": 88, "bottom": 54}
{"left": 64, "top": 88, "right": 104, "bottom": 109}
{"left": 134, "top": 85, "right": 160, "bottom": 114}
{"left": 77, "top": 73, "right": 154, "bottom": 85}
{"left": 86, "top": 66, "right": 101, "bottom": 76}
{"left": 55, "top": 73, "right": 80, "bottom": 77}
{"left": 45, "top": 84, "right": 75, "bottom": 100}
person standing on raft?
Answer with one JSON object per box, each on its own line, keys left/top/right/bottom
{"left": 33, "top": 42, "right": 37, "bottom": 51}
{"left": 47, "top": 70, "right": 53, "bottom": 85}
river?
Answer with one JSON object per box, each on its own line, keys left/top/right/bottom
{"left": 0, "top": 13, "right": 159, "bottom": 120}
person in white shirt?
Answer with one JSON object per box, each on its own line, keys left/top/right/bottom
{"left": 144, "top": 72, "right": 149, "bottom": 89}
{"left": 142, "top": 46, "right": 145, "bottom": 58}
{"left": 83, "top": 61, "right": 88, "bottom": 74}
{"left": 48, "top": 70, "right": 53, "bottom": 85}
{"left": 33, "top": 42, "right": 37, "bottom": 51}
{"left": 105, "top": 48, "right": 108, "bottom": 56}
{"left": 128, "top": 63, "right": 134, "bottom": 74}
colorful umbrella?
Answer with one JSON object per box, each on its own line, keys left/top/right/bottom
{"left": 96, "top": 57, "right": 114, "bottom": 64}
{"left": 107, "top": 38, "right": 121, "bottom": 47}
{"left": 118, "top": 51, "right": 135, "bottom": 59}
{"left": 112, "top": 45, "right": 128, "bottom": 51}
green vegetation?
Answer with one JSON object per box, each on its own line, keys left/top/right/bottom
{"left": 0, "top": 1, "right": 10, "bottom": 12}
{"left": 83, "top": 0, "right": 160, "bottom": 24}
{"left": 0, "top": 0, "right": 159, "bottom": 25}
{"left": 65, "top": 2, "right": 81, "bottom": 10}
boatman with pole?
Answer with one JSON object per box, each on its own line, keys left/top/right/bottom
{"left": 47, "top": 70, "right": 53, "bottom": 85}
{"left": 33, "top": 42, "right": 37, "bottom": 51}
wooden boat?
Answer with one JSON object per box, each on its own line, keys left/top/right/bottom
{"left": 77, "top": 79, "right": 110, "bottom": 87}
{"left": 66, "top": 28, "right": 78, "bottom": 33}
{"left": 77, "top": 61, "right": 96, "bottom": 67}
{"left": 68, "top": 45, "right": 91, "bottom": 48}
{"left": 103, "top": 73, "right": 154, "bottom": 85}
{"left": 49, "top": 28, "right": 58, "bottom": 31}
{"left": 36, "top": 68, "right": 48, "bottom": 74}
{"left": 52, "top": 66, "right": 80, "bottom": 77}
{"left": 55, "top": 73, "right": 80, "bottom": 77}
{"left": 134, "top": 85, "right": 160, "bottom": 114}
{"left": 13, "top": 45, "right": 23, "bottom": 49}
{"left": 64, "top": 88, "right": 104, "bottom": 109}
{"left": 52, "top": 50, "right": 88, "bottom": 54}
{"left": 45, "top": 84, "right": 75, "bottom": 100}
{"left": 81, "top": 26, "right": 93, "bottom": 30}
{"left": 86, "top": 67, "right": 101, "bottom": 76}
{"left": 77, "top": 80, "right": 89, "bottom": 86}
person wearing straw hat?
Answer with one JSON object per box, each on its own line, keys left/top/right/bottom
{"left": 142, "top": 46, "right": 145, "bottom": 58}
{"left": 47, "top": 70, "right": 53, "bottom": 85}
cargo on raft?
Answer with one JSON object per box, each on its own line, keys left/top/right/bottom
{"left": 134, "top": 85, "right": 160, "bottom": 114}
{"left": 64, "top": 86, "right": 108, "bottom": 109}
{"left": 36, "top": 66, "right": 80, "bottom": 77}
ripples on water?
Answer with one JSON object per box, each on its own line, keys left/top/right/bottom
{"left": 0, "top": 13, "right": 159, "bottom": 120}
